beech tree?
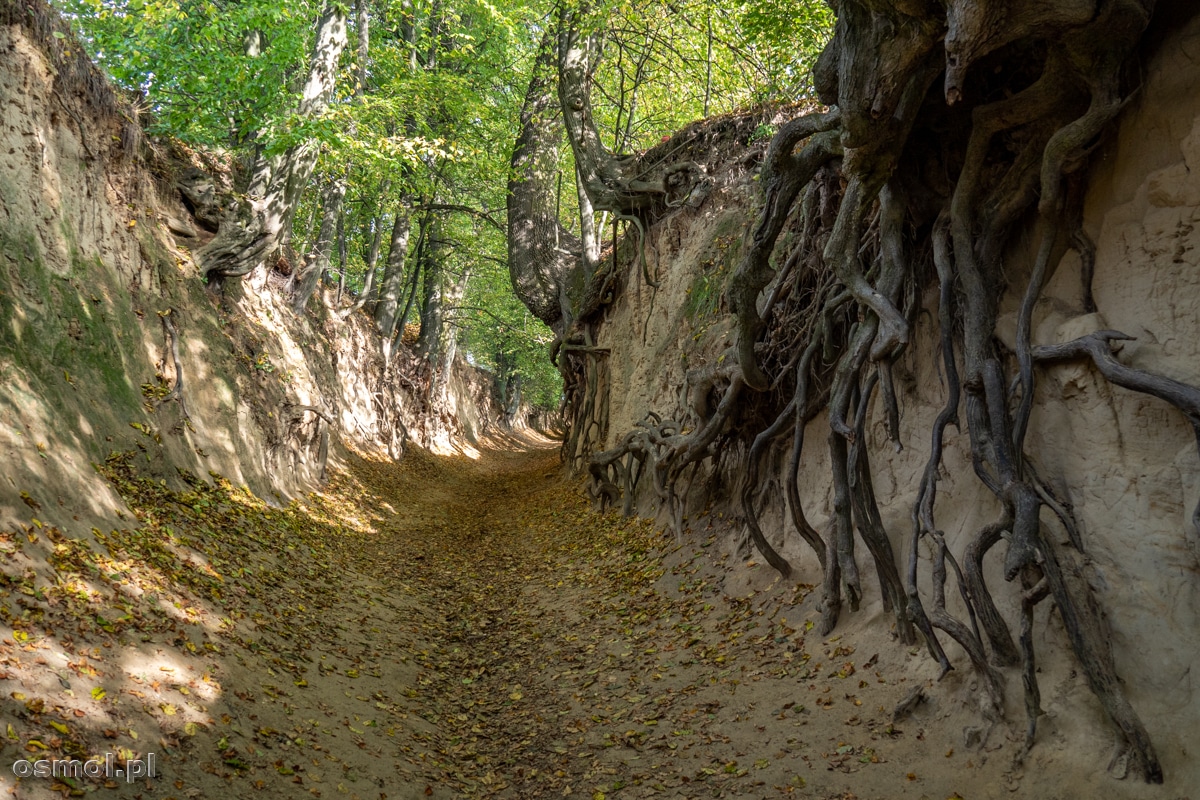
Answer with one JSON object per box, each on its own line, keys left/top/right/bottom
{"left": 200, "top": 1, "right": 348, "bottom": 285}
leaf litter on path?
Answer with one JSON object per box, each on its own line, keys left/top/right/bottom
{"left": 2, "top": 438, "right": 982, "bottom": 800}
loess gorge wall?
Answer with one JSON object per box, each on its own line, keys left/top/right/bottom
{"left": 585, "top": 11, "right": 1200, "bottom": 793}
{"left": 0, "top": 12, "right": 507, "bottom": 539}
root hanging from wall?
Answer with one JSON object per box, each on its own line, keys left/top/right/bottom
{"left": 574, "top": 0, "right": 1200, "bottom": 785}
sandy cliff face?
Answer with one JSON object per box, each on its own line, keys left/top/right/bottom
{"left": 0, "top": 19, "right": 504, "bottom": 537}
{"left": 589, "top": 13, "right": 1200, "bottom": 793}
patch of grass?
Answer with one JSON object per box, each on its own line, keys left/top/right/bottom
{"left": 684, "top": 234, "right": 740, "bottom": 323}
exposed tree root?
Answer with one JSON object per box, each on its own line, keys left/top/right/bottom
{"left": 157, "top": 309, "right": 190, "bottom": 422}
{"left": 508, "top": 0, "right": 1190, "bottom": 784}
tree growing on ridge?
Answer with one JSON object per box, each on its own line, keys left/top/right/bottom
{"left": 199, "top": 1, "right": 349, "bottom": 286}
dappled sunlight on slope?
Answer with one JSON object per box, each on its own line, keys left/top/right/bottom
{"left": 0, "top": 448, "right": 432, "bottom": 798}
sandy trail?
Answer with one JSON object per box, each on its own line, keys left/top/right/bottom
{"left": 2, "top": 436, "right": 1163, "bottom": 800}
{"left": 256, "top": 437, "right": 966, "bottom": 800}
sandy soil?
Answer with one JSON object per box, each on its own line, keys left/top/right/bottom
{"left": 1, "top": 436, "right": 1188, "bottom": 800}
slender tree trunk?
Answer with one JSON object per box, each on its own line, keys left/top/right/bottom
{"left": 297, "top": 0, "right": 372, "bottom": 313}
{"left": 416, "top": 216, "right": 445, "bottom": 360}
{"left": 426, "top": 0, "right": 442, "bottom": 69}
{"left": 432, "top": 261, "right": 471, "bottom": 400}
{"left": 338, "top": 201, "right": 386, "bottom": 319}
{"left": 355, "top": 0, "right": 369, "bottom": 93}
{"left": 620, "top": 34, "right": 651, "bottom": 150}
{"left": 199, "top": 2, "right": 348, "bottom": 285}
{"left": 703, "top": 2, "right": 713, "bottom": 117}
{"left": 290, "top": 199, "right": 320, "bottom": 289}
{"left": 335, "top": 209, "right": 347, "bottom": 304}
{"left": 293, "top": 174, "right": 347, "bottom": 312}
{"left": 394, "top": 225, "right": 426, "bottom": 349}
{"left": 577, "top": 163, "right": 601, "bottom": 283}
{"left": 399, "top": 0, "right": 417, "bottom": 70}
{"left": 374, "top": 209, "right": 414, "bottom": 343}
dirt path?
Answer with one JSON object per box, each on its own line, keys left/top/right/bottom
{"left": 1, "top": 437, "right": 1165, "bottom": 800}
{"left": 248, "top": 438, "right": 971, "bottom": 800}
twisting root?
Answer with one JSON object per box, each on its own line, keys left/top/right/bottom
{"left": 727, "top": 111, "right": 841, "bottom": 391}
{"left": 784, "top": 335, "right": 831, "bottom": 571}
{"left": 740, "top": 403, "right": 796, "bottom": 578}
{"left": 569, "top": 1, "right": 1185, "bottom": 782}
{"left": 848, "top": 372, "right": 914, "bottom": 643}
{"left": 157, "top": 309, "right": 190, "bottom": 422}
{"left": 1016, "top": 569, "right": 1050, "bottom": 763}
{"left": 963, "top": 518, "right": 1019, "bottom": 667}
{"left": 615, "top": 213, "right": 659, "bottom": 289}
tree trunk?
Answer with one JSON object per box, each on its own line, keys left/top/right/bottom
{"left": 416, "top": 216, "right": 446, "bottom": 360}
{"left": 557, "top": 7, "right": 666, "bottom": 215}
{"left": 293, "top": 172, "right": 348, "bottom": 312}
{"left": 297, "top": 0, "right": 372, "bottom": 313}
{"left": 432, "top": 261, "right": 471, "bottom": 401}
{"left": 199, "top": 2, "right": 348, "bottom": 285}
{"left": 576, "top": 162, "right": 601, "bottom": 281}
{"left": 354, "top": 0, "right": 370, "bottom": 93}
{"left": 336, "top": 188, "right": 388, "bottom": 320}
{"left": 392, "top": 222, "right": 427, "bottom": 357}
{"left": 507, "top": 30, "right": 582, "bottom": 333}
{"left": 557, "top": 10, "right": 632, "bottom": 213}
{"left": 335, "top": 208, "right": 347, "bottom": 304}
{"left": 374, "top": 209, "right": 414, "bottom": 343}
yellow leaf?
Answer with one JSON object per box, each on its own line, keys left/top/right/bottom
{"left": 11, "top": 692, "right": 26, "bottom": 701}
{"left": 12, "top": 631, "right": 28, "bottom": 643}
{"left": 91, "top": 687, "right": 106, "bottom": 701}
{"left": 25, "top": 739, "right": 47, "bottom": 751}
{"left": 183, "top": 722, "right": 199, "bottom": 736}
{"left": 49, "top": 721, "right": 69, "bottom": 735}
{"left": 6, "top": 723, "right": 17, "bottom": 740}
{"left": 160, "top": 703, "right": 177, "bottom": 716}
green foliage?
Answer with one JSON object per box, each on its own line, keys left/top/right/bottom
{"left": 458, "top": 256, "right": 561, "bottom": 411}
{"left": 749, "top": 122, "right": 776, "bottom": 143}
{"left": 568, "top": 0, "right": 833, "bottom": 152}
{"left": 55, "top": 0, "right": 319, "bottom": 145}
{"left": 684, "top": 232, "right": 738, "bottom": 322}
{"left": 55, "top": 0, "right": 833, "bottom": 415}
{"left": 737, "top": 0, "right": 835, "bottom": 99}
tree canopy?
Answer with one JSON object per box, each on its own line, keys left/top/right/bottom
{"left": 54, "top": 0, "right": 833, "bottom": 410}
